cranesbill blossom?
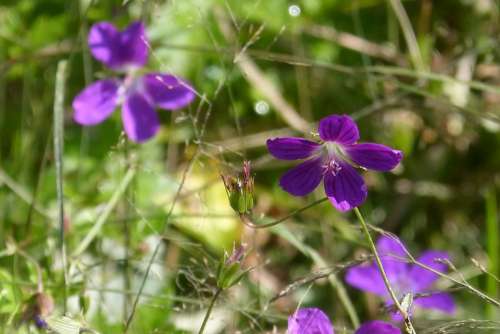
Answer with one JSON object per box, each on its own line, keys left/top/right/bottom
{"left": 355, "top": 320, "right": 401, "bottom": 334}
{"left": 345, "top": 236, "right": 455, "bottom": 317}
{"left": 267, "top": 115, "right": 402, "bottom": 211}
{"left": 288, "top": 308, "right": 334, "bottom": 334}
{"left": 287, "top": 308, "right": 401, "bottom": 334}
{"left": 72, "top": 21, "right": 195, "bottom": 142}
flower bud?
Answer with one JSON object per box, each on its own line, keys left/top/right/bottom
{"left": 225, "top": 243, "right": 246, "bottom": 266}
{"left": 221, "top": 161, "right": 255, "bottom": 214}
{"left": 21, "top": 292, "right": 54, "bottom": 329}
{"left": 217, "top": 244, "right": 248, "bottom": 289}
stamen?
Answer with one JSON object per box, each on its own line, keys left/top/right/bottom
{"left": 323, "top": 159, "right": 342, "bottom": 176}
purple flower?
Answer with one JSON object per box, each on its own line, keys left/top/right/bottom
{"left": 345, "top": 236, "right": 455, "bottom": 317}
{"left": 355, "top": 320, "right": 401, "bottom": 334}
{"left": 72, "top": 21, "right": 195, "bottom": 143}
{"left": 288, "top": 308, "right": 334, "bottom": 334}
{"left": 266, "top": 115, "right": 402, "bottom": 211}
{"left": 287, "top": 308, "right": 401, "bottom": 334}
{"left": 34, "top": 315, "right": 48, "bottom": 329}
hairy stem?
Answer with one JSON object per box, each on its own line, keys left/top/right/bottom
{"left": 198, "top": 288, "right": 222, "bottom": 334}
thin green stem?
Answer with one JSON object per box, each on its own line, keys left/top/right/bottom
{"left": 366, "top": 65, "right": 500, "bottom": 95}
{"left": 406, "top": 255, "right": 500, "bottom": 308}
{"left": 53, "top": 60, "right": 68, "bottom": 312}
{"left": 12, "top": 241, "right": 43, "bottom": 293}
{"left": 387, "top": 0, "right": 425, "bottom": 72}
{"left": 122, "top": 141, "right": 132, "bottom": 327}
{"left": 239, "top": 197, "right": 328, "bottom": 229}
{"left": 241, "top": 197, "right": 359, "bottom": 327}
{"left": 0, "top": 168, "right": 50, "bottom": 218}
{"left": 272, "top": 224, "right": 360, "bottom": 328}
{"left": 353, "top": 207, "right": 415, "bottom": 334}
{"left": 486, "top": 188, "right": 499, "bottom": 319}
{"left": 71, "top": 168, "right": 136, "bottom": 258}
{"left": 124, "top": 149, "right": 200, "bottom": 332}
{"left": 198, "top": 288, "right": 222, "bottom": 334}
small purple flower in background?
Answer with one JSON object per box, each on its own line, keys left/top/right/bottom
{"left": 345, "top": 236, "right": 455, "bottom": 317}
{"left": 288, "top": 308, "right": 334, "bottom": 334}
{"left": 288, "top": 308, "right": 401, "bottom": 334}
{"left": 267, "top": 115, "right": 402, "bottom": 211}
{"left": 34, "top": 315, "right": 48, "bottom": 329}
{"left": 355, "top": 320, "right": 401, "bottom": 334}
{"left": 21, "top": 292, "right": 54, "bottom": 329}
{"left": 72, "top": 21, "right": 195, "bottom": 143}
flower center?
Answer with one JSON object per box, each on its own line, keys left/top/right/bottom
{"left": 323, "top": 159, "right": 342, "bottom": 176}
{"left": 117, "top": 70, "right": 146, "bottom": 105}
{"left": 321, "top": 142, "right": 347, "bottom": 176}
{"left": 325, "top": 142, "right": 346, "bottom": 158}
{"left": 393, "top": 276, "right": 414, "bottom": 299}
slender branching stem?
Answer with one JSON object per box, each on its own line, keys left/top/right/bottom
{"left": 13, "top": 241, "right": 43, "bottom": 293}
{"left": 198, "top": 288, "right": 222, "bottom": 334}
{"left": 354, "top": 207, "right": 416, "bottom": 334}
{"left": 239, "top": 197, "right": 328, "bottom": 229}
{"left": 239, "top": 197, "right": 360, "bottom": 327}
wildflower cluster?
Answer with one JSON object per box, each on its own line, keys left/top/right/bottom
{"left": 69, "top": 19, "right": 463, "bottom": 334}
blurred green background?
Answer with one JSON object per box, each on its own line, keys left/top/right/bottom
{"left": 0, "top": 0, "right": 499, "bottom": 332}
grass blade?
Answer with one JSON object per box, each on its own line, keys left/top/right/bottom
{"left": 53, "top": 59, "right": 68, "bottom": 312}
{"left": 486, "top": 188, "right": 499, "bottom": 319}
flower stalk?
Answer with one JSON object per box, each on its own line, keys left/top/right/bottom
{"left": 198, "top": 244, "right": 249, "bottom": 334}
{"left": 239, "top": 197, "right": 328, "bottom": 229}
{"left": 353, "top": 207, "right": 416, "bottom": 334}
{"left": 198, "top": 288, "right": 222, "bottom": 334}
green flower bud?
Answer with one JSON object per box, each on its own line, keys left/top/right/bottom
{"left": 221, "top": 161, "right": 255, "bottom": 214}
{"left": 216, "top": 244, "right": 248, "bottom": 289}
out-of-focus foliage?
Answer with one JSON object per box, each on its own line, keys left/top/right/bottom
{"left": 0, "top": 0, "right": 499, "bottom": 333}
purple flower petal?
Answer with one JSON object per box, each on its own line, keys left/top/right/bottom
{"left": 355, "top": 321, "right": 401, "bottom": 334}
{"left": 346, "top": 237, "right": 411, "bottom": 299}
{"left": 279, "top": 157, "right": 323, "bottom": 196}
{"left": 324, "top": 162, "right": 367, "bottom": 211}
{"left": 88, "top": 22, "right": 118, "bottom": 67}
{"left": 267, "top": 137, "right": 321, "bottom": 160}
{"left": 142, "top": 73, "right": 195, "bottom": 110}
{"left": 119, "top": 21, "right": 148, "bottom": 67}
{"left": 346, "top": 143, "right": 403, "bottom": 171}
{"left": 318, "top": 115, "right": 359, "bottom": 144}
{"left": 377, "top": 236, "right": 409, "bottom": 281}
{"left": 345, "top": 263, "right": 387, "bottom": 296}
{"left": 34, "top": 315, "right": 48, "bottom": 329}
{"left": 89, "top": 21, "right": 148, "bottom": 70}
{"left": 122, "top": 92, "right": 159, "bottom": 142}
{"left": 385, "top": 303, "right": 405, "bottom": 322}
{"left": 72, "top": 79, "right": 119, "bottom": 125}
{"left": 414, "top": 292, "right": 456, "bottom": 314}
{"left": 377, "top": 236, "right": 408, "bottom": 258}
{"left": 288, "top": 308, "right": 334, "bottom": 334}
{"left": 346, "top": 236, "right": 454, "bottom": 318}
{"left": 409, "top": 251, "right": 450, "bottom": 291}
